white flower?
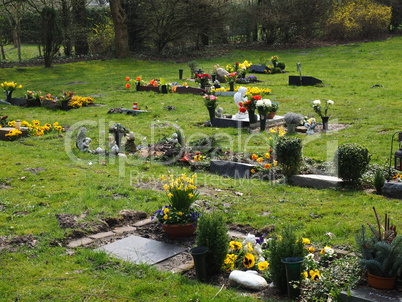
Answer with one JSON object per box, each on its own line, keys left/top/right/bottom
{"left": 243, "top": 233, "right": 257, "bottom": 245}
{"left": 327, "top": 100, "right": 334, "bottom": 105}
{"left": 305, "top": 253, "right": 315, "bottom": 260}
{"left": 262, "top": 99, "right": 272, "bottom": 107}
{"left": 256, "top": 100, "right": 264, "bottom": 107}
{"left": 254, "top": 243, "right": 263, "bottom": 255}
{"left": 313, "top": 100, "right": 321, "bottom": 105}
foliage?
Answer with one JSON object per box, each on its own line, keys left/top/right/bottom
{"left": 88, "top": 16, "right": 115, "bottom": 55}
{"left": 264, "top": 227, "right": 306, "bottom": 294}
{"left": 300, "top": 256, "right": 361, "bottom": 301}
{"left": 203, "top": 94, "right": 218, "bottom": 109}
{"left": 41, "top": 6, "right": 62, "bottom": 68}
{"left": 325, "top": 0, "right": 392, "bottom": 40}
{"left": 196, "top": 211, "right": 229, "bottom": 276}
{"left": 335, "top": 143, "right": 371, "bottom": 184}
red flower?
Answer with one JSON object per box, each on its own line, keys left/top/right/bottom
{"left": 238, "top": 102, "right": 243, "bottom": 107}
{"left": 125, "top": 77, "right": 130, "bottom": 81}
{"left": 251, "top": 95, "right": 262, "bottom": 101}
{"left": 236, "top": 62, "right": 239, "bottom": 65}
{"left": 125, "top": 83, "right": 131, "bottom": 89}
{"left": 239, "top": 107, "right": 247, "bottom": 113}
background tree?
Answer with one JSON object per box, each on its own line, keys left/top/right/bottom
{"left": 72, "top": 0, "right": 89, "bottom": 55}
{"left": 41, "top": 6, "right": 62, "bottom": 67}
{"left": 109, "top": 0, "right": 129, "bottom": 58}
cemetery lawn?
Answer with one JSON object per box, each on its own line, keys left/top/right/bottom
{"left": 1, "top": 36, "right": 402, "bottom": 300}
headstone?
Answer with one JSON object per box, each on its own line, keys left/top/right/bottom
{"left": 216, "top": 68, "right": 229, "bottom": 83}
{"left": 95, "top": 235, "right": 186, "bottom": 265}
{"left": 249, "top": 65, "right": 269, "bottom": 74}
{"left": 229, "top": 270, "right": 268, "bottom": 291}
{"left": 289, "top": 76, "right": 322, "bottom": 86}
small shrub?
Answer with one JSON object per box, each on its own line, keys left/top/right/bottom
{"left": 335, "top": 143, "right": 370, "bottom": 184}
{"left": 275, "top": 136, "right": 303, "bottom": 181}
{"left": 374, "top": 168, "right": 385, "bottom": 194}
{"left": 265, "top": 227, "right": 306, "bottom": 294}
{"left": 284, "top": 112, "right": 304, "bottom": 125}
{"left": 196, "top": 211, "right": 229, "bottom": 276}
{"left": 88, "top": 17, "right": 115, "bottom": 55}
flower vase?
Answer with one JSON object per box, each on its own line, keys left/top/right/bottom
{"left": 61, "top": 100, "right": 69, "bottom": 111}
{"left": 287, "top": 124, "right": 297, "bottom": 135}
{"left": 4, "top": 91, "right": 12, "bottom": 103}
{"left": 281, "top": 257, "right": 304, "bottom": 300}
{"left": 229, "top": 82, "right": 234, "bottom": 91}
{"left": 161, "top": 84, "right": 168, "bottom": 94}
{"left": 190, "top": 246, "right": 209, "bottom": 281}
{"left": 162, "top": 223, "right": 197, "bottom": 238}
{"left": 259, "top": 113, "right": 267, "bottom": 131}
{"left": 248, "top": 109, "right": 257, "bottom": 124}
{"left": 207, "top": 107, "right": 216, "bottom": 126}
{"left": 321, "top": 116, "right": 329, "bottom": 131}
{"left": 200, "top": 82, "right": 206, "bottom": 89}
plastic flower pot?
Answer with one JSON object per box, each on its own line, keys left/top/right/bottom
{"left": 281, "top": 257, "right": 304, "bottom": 300}
{"left": 321, "top": 116, "right": 329, "bottom": 131}
{"left": 179, "top": 69, "right": 183, "bottom": 80}
{"left": 190, "top": 246, "right": 208, "bottom": 282}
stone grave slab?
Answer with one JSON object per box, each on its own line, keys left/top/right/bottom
{"left": 120, "top": 109, "right": 149, "bottom": 115}
{"left": 213, "top": 115, "right": 284, "bottom": 128}
{"left": 95, "top": 235, "right": 186, "bottom": 265}
{"left": 210, "top": 160, "right": 255, "bottom": 179}
{"left": 339, "top": 287, "right": 402, "bottom": 302}
{"left": 292, "top": 174, "right": 343, "bottom": 189}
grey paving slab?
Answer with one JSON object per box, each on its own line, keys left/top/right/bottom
{"left": 113, "top": 226, "right": 136, "bottom": 234}
{"left": 339, "top": 287, "right": 402, "bottom": 302}
{"left": 67, "top": 237, "right": 94, "bottom": 248}
{"left": 95, "top": 235, "right": 186, "bottom": 265}
{"left": 89, "top": 231, "right": 115, "bottom": 239}
{"left": 292, "top": 174, "right": 343, "bottom": 189}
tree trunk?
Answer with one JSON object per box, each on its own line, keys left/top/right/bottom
{"left": 109, "top": 0, "right": 130, "bottom": 58}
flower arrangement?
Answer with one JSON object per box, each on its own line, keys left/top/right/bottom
{"left": 225, "top": 72, "right": 237, "bottom": 84}
{"left": 58, "top": 91, "right": 74, "bottom": 103}
{"left": 267, "top": 55, "right": 286, "bottom": 74}
{"left": 153, "top": 174, "right": 200, "bottom": 226}
{"left": 69, "top": 96, "right": 95, "bottom": 108}
{"left": 5, "top": 128, "right": 22, "bottom": 140}
{"left": 312, "top": 99, "right": 334, "bottom": 117}
{"left": 226, "top": 60, "right": 252, "bottom": 78}
{"left": 203, "top": 94, "right": 218, "bottom": 109}
{"left": 250, "top": 148, "right": 278, "bottom": 174}
{"left": 241, "top": 94, "right": 261, "bottom": 113}
{"left": 195, "top": 73, "right": 211, "bottom": 85}
{"left": 256, "top": 98, "right": 272, "bottom": 115}
{"left": 7, "top": 120, "right": 64, "bottom": 136}
{"left": 223, "top": 234, "right": 269, "bottom": 272}
{"left": 1, "top": 81, "right": 22, "bottom": 92}
{"left": 25, "top": 91, "right": 44, "bottom": 104}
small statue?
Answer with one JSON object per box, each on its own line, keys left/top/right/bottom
{"left": 167, "top": 132, "right": 178, "bottom": 144}
{"left": 110, "top": 143, "right": 120, "bottom": 155}
{"left": 125, "top": 132, "right": 137, "bottom": 153}
{"left": 216, "top": 107, "right": 223, "bottom": 118}
{"left": 76, "top": 127, "right": 92, "bottom": 152}
{"left": 304, "top": 117, "right": 316, "bottom": 135}
{"left": 234, "top": 87, "right": 248, "bottom": 119}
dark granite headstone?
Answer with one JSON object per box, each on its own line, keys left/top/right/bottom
{"left": 175, "top": 86, "right": 205, "bottom": 95}
{"left": 289, "top": 76, "right": 322, "bottom": 86}
{"left": 210, "top": 160, "right": 255, "bottom": 179}
{"left": 249, "top": 65, "right": 269, "bottom": 74}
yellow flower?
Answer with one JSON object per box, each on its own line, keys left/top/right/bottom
{"left": 307, "top": 246, "right": 315, "bottom": 253}
{"left": 302, "top": 238, "right": 310, "bottom": 245}
{"left": 245, "top": 242, "right": 254, "bottom": 252}
{"left": 167, "top": 193, "right": 173, "bottom": 198}
{"left": 301, "top": 271, "right": 308, "bottom": 279}
{"left": 178, "top": 212, "right": 183, "bottom": 216}
{"left": 229, "top": 241, "right": 242, "bottom": 250}
{"left": 273, "top": 160, "right": 278, "bottom": 166}
{"left": 257, "top": 157, "right": 264, "bottom": 163}
{"left": 243, "top": 253, "right": 255, "bottom": 269}
{"left": 188, "top": 193, "right": 194, "bottom": 198}
{"left": 163, "top": 207, "right": 170, "bottom": 214}
{"left": 258, "top": 261, "right": 269, "bottom": 271}
{"left": 160, "top": 176, "right": 167, "bottom": 180}
{"left": 163, "top": 214, "right": 168, "bottom": 220}
{"left": 251, "top": 153, "right": 259, "bottom": 160}
{"left": 309, "top": 269, "right": 320, "bottom": 281}
{"left": 250, "top": 169, "right": 256, "bottom": 174}
{"left": 163, "top": 184, "right": 169, "bottom": 191}
{"left": 265, "top": 152, "right": 271, "bottom": 159}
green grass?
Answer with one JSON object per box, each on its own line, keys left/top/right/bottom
{"left": 1, "top": 37, "right": 402, "bottom": 300}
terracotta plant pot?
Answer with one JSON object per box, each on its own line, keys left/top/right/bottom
{"left": 267, "top": 112, "right": 276, "bottom": 119}
{"left": 162, "top": 223, "right": 197, "bottom": 237}
{"left": 367, "top": 273, "right": 397, "bottom": 290}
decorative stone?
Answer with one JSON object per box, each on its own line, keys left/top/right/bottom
{"left": 216, "top": 68, "right": 229, "bottom": 83}
{"left": 382, "top": 181, "right": 402, "bottom": 199}
{"left": 339, "top": 287, "right": 402, "bottom": 302}
{"left": 229, "top": 270, "right": 268, "bottom": 291}
{"left": 76, "top": 127, "right": 91, "bottom": 152}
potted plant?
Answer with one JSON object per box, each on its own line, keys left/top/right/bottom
{"left": 153, "top": 174, "right": 201, "bottom": 237}
{"left": 256, "top": 98, "right": 272, "bottom": 132}
{"left": 58, "top": 90, "right": 74, "bottom": 111}
{"left": 195, "top": 73, "right": 211, "bottom": 89}
{"left": 355, "top": 207, "right": 402, "bottom": 290}
{"left": 203, "top": 94, "right": 218, "bottom": 125}
{"left": 1, "top": 81, "right": 23, "bottom": 103}
{"left": 25, "top": 90, "right": 43, "bottom": 107}
{"left": 312, "top": 99, "right": 334, "bottom": 131}
{"left": 284, "top": 112, "right": 303, "bottom": 135}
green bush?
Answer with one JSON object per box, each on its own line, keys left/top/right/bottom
{"left": 374, "top": 168, "right": 385, "bottom": 194}
{"left": 325, "top": 0, "right": 392, "bottom": 40}
{"left": 335, "top": 143, "right": 370, "bottom": 184}
{"left": 88, "top": 17, "right": 115, "bottom": 55}
{"left": 196, "top": 211, "right": 229, "bottom": 276}
{"left": 275, "top": 136, "right": 302, "bottom": 181}
{"left": 265, "top": 227, "right": 306, "bottom": 294}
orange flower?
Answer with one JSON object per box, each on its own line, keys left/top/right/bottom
{"left": 125, "top": 83, "right": 131, "bottom": 89}
{"left": 251, "top": 154, "right": 258, "bottom": 160}
{"left": 125, "top": 77, "right": 130, "bottom": 81}
{"left": 264, "top": 164, "right": 271, "bottom": 169}
{"left": 136, "top": 77, "right": 141, "bottom": 81}
{"left": 257, "top": 157, "right": 263, "bottom": 163}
